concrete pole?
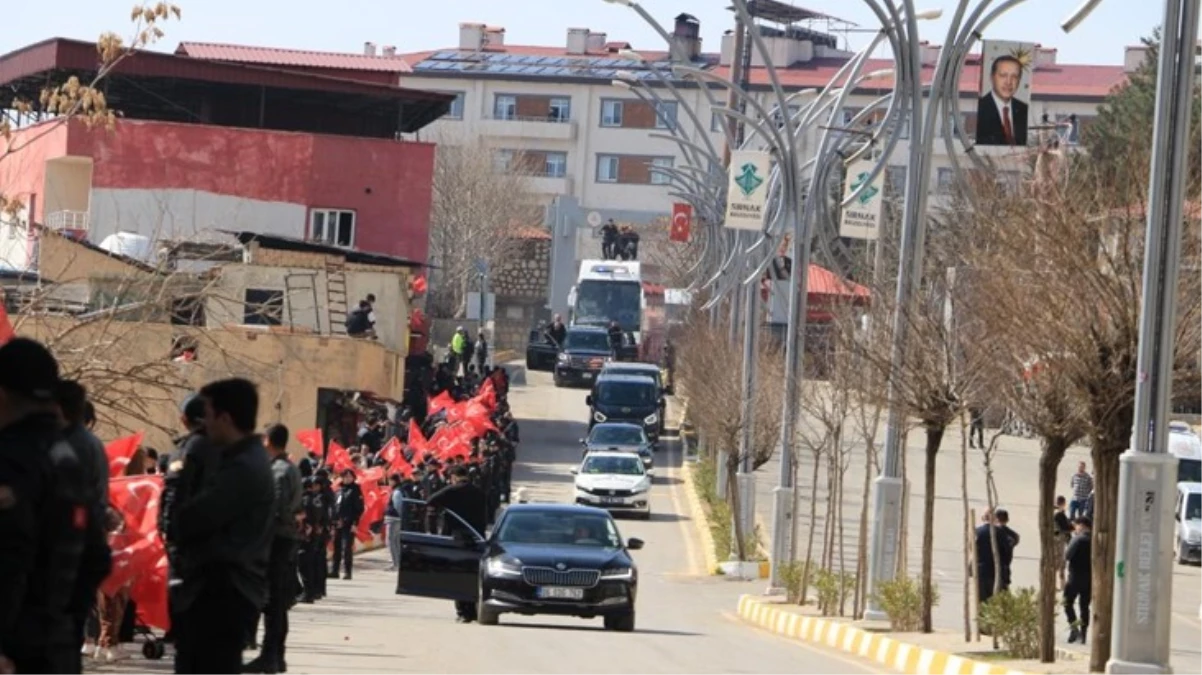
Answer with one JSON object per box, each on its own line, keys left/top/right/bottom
{"left": 1107, "top": 0, "right": 1199, "bottom": 671}
{"left": 736, "top": 274, "right": 759, "bottom": 556}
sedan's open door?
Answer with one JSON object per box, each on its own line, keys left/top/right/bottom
{"left": 395, "top": 498, "right": 484, "bottom": 602}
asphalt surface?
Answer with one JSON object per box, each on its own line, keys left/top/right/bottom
{"left": 95, "top": 364, "right": 888, "bottom": 674}
{"left": 752, "top": 395, "right": 1202, "bottom": 671}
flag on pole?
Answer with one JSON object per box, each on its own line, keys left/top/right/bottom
{"left": 670, "top": 203, "right": 692, "bottom": 243}
{"left": 0, "top": 303, "right": 14, "bottom": 346}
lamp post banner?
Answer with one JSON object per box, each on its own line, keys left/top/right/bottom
{"left": 840, "top": 159, "right": 885, "bottom": 240}
{"left": 724, "top": 150, "right": 772, "bottom": 231}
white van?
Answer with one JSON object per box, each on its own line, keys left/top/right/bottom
{"left": 1175, "top": 482, "right": 1201, "bottom": 564}
{"left": 1168, "top": 423, "right": 1202, "bottom": 483}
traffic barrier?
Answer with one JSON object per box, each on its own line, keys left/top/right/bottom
{"left": 734, "top": 596, "right": 1028, "bottom": 675}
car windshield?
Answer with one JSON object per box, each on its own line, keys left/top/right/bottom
{"left": 574, "top": 280, "right": 641, "bottom": 331}
{"left": 596, "top": 381, "right": 655, "bottom": 407}
{"left": 495, "top": 511, "right": 622, "bottom": 548}
{"left": 564, "top": 330, "right": 610, "bottom": 351}
{"left": 589, "top": 425, "right": 646, "bottom": 446}
{"left": 1178, "top": 458, "right": 1202, "bottom": 483}
{"left": 606, "top": 367, "right": 659, "bottom": 387}
{"left": 582, "top": 455, "right": 645, "bottom": 476}
{"left": 1188, "top": 493, "right": 1201, "bottom": 520}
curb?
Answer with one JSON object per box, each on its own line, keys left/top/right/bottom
{"left": 735, "top": 596, "right": 1027, "bottom": 675}
{"left": 681, "top": 461, "right": 721, "bottom": 575}
{"left": 494, "top": 350, "right": 518, "bottom": 364}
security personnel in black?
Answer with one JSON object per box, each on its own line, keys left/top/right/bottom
{"left": 427, "top": 466, "right": 488, "bottom": 622}
{"left": 0, "top": 338, "right": 98, "bottom": 674}
{"left": 313, "top": 469, "right": 335, "bottom": 598}
{"left": 330, "top": 469, "right": 364, "bottom": 580}
{"left": 298, "top": 477, "right": 327, "bottom": 603}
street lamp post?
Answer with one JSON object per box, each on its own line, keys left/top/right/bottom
{"left": 1062, "top": 0, "right": 1200, "bottom": 671}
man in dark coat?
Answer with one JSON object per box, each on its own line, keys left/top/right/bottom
{"left": 975, "top": 54, "right": 1029, "bottom": 147}
{"left": 427, "top": 466, "right": 488, "bottom": 623}
{"left": 1064, "top": 516, "right": 1093, "bottom": 644}
{"left": 329, "top": 469, "right": 364, "bottom": 580}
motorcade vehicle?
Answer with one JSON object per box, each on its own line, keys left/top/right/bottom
{"left": 1169, "top": 421, "right": 1202, "bottom": 483}
{"left": 1175, "top": 481, "right": 1201, "bottom": 564}
{"left": 599, "top": 361, "right": 669, "bottom": 431}
{"left": 586, "top": 374, "right": 662, "bottom": 446}
{"left": 567, "top": 260, "right": 665, "bottom": 364}
{"left": 553, "top": 326, "right": 612, "bottom": 388}
{"left": 394, "top": 502, "right": 643, "bottom": 630}
{"left": 571, "top": 451, "right": 653, "bottom": 520}
{"left": 581, "top": 422, "right": 654, "bottom": 469}
{"left": 525, "top": 328, "right": 559, "bottom": 371}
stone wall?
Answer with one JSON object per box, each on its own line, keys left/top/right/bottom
{"left": 493, "top": 238, "right": 551, "bottom": 299}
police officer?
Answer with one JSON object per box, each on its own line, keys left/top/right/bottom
{"left": 329, "top": 469, "right": 364, "bottom": 580}
{"left": 297, "top": 477, "right": 321, "bottom": 603}
{"left": 0, "top": 338, "right": 98, "bottom": 674}
{"left": 314, "top": 470, "right": 335, "bottom": 599}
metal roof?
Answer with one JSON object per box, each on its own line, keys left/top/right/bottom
{"left": 225, "top": 231, "right": 427, "bottom": 269}
{"left": 411, "top": 49, "right": 686, "bottom": 82}
{"left": 176, "top": 42, "right": 413, "bottom": 73}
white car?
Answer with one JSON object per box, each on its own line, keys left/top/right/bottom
{"left": 1175, "top": 481, "right": 1201, "bottom": 564}
{"left": 571, "top": 451, "right": 653, "bottom": 520}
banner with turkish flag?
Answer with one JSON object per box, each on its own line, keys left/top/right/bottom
{"left": 325, "top": 441, "right": 354, "bottom": 475}
{"left": 356, "top": 483, "right": 392, "bottom": 542}
{"left": 428, "top": 420, "right": 476, "bottom": 461}
{"left": 378, "top": 437, "right": 414, "bottom": 478}
{"left": 428, "top": 391, "right": 455, "bottom": 417}
{"left": 474, "top": 378, "right": 498, "bottom": 411}
{"left": 103, "top": 475, "right": 170, "bottom": 630}
{"left": 296, "top": 428, "right": 324, "bottom": 457}
{"left": 0, "top": 303, "right": 14, "bottom": 346}
{"left": 408, "top": 419, "right": 430, "bottom": 463}
{"left": 670, "top": 203, "right": 693, "bottom": 243}
{"left": 105, "top": 432, "right": 144, "bottom": 478}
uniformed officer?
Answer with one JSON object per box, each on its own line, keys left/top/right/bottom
{"left": 0, "top": 338, "right": 97, "bottom": 674}
{"left": 313, "top": 469, "right": 335, "bottom": 599}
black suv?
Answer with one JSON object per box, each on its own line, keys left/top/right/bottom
{"left": 553, "top": 326, "right": 612, "bottom": 388}
{"left": 525, "top": 329, "right": 559, "bottom": 371}
{"left": 586, "top": 374, "right": 662, "bottom": 446}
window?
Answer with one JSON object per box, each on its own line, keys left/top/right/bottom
{"left": 711, "top": 110, "right": 724, "bottom": 132}
{"left": 597, "top": 154, "right": 620, "bottom": 182}
{"left": 650, "top": 157, "right": 674, "bottom": 185}
{"left": 654, "top": 101, "right": 678, "bottom": 130}
{"left": 243, "top": 289, "right": 284, "bottom": 326}
{"left": 494, "top": 149, "right": 516, "bottom": 173}
{"left": 601, "top": 100, "right": 624, "bottom": 127}
{"left": 169, "top": 295, "right": 205, "bottom": 326}
{"left": 885, "top": 166, "right": 908, "bottom": 196}
{"left": 549, "top": 97, "right": 572, "bottom": 122}
{"left": 310, "top": 209, "right": 355, "bottom": 248}
{"left": 1055, "top": 113, "right": 1084, "bottom": 144}
{"left": 544, "top": 152, "right": 568, "bottom": 178}
{"left": 445, "top": 92, "right": 465, "bottom": 120}
{"left": 936, "top": 167, "right": 956, "bottom": 194}
{"left": 494, "top": 94, "right": 517, "bottom": 121}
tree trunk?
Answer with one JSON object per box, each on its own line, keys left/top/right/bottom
{"left": 801, "top": 450, "right": 823, "bottom": 603}
{"left": 960, "top": 413, "right": 972, "bottom": 642}
{"left": 897, "top": 427, "right": 910, "bottom": 577}
{"left": 1089, "top": 440, "right": 1123, "bottom": 672}
{"left": 1037, "top": 436, "right": 1069, "bottom": 663}
{"left": 728, "top": 452, "right": 746, "bottom": 561}
{"left": 921, "top": 424, "right": 946, "bottom": 633}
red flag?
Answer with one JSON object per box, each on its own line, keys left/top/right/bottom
{"left": 408, "top": 419, "right": 430, "bottom": 463}
{"left": 296, "top": 428, "right": 324, "bottom": 456}
{"left": 325, "top": 441, "right": 354, "bottom": 475}
{"left": 379, "top": 437, "right": 414, "bottom": 478}
{"left": 105, "top": 432, "right": 144, "bottom": 478}
{"left": 670, "top": 203, "right": 692, "bottom": 243}
{"left": 378, "top": 436, "right": 402, "bottom": 465}
{"left": 474, "top": 378, "right": 498, "bottom": 411}
{"left": 0, "top": 303, "right": 14, "bottom": 346}
{"left": 429, "top": 391, "right": 455, "bottom": 416}
{"left": 356, "top": 484, "right": 391, "bottom": 543}
{"left": 103, "top": 475, "right": 169, "bottom": 629}
{"left": 410, "top": 275, "right": 428, "bottom": 295}
{"left": 429, "top": 421, "right": 475, "bottom": 461}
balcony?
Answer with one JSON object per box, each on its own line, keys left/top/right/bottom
{"left": 529, "top": 174, "right": 574, "bottom": 196}
{"left": 45, "top": 210, "right": 90, "bottom": 240}
{"left": 480, "top": 115, "right": 578, "bottom": 141}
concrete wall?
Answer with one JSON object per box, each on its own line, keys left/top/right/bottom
{"left": 36, "top": 228, "right": 153, "bottom": 283}
{"left": 88, "top": 188, "right": 306, "bottom": 244}
{"left": 15, "top": 316, "right": 405, "bottom": 455}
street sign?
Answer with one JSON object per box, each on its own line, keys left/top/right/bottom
{"left": 724, "top": 150, "right": 771, "bottom": 231}
{"left": 466, "top": 292, "right": 495, "bottom": 321}
{"left": 473, "top": 258, "right": 489, "bottom": 275}
{"left": 840, "top": 159, "right": 885, "bottom": 240}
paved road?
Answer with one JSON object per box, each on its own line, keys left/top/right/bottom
{"left": 751, "top": 398, "right": 1202, "bottom": 671}
{"left": 97, "top": 365, "right": 887, "bottom": 674}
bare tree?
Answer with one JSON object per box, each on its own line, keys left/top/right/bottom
{"left": 425, "top": 136, "right": 543, "bottom": 318}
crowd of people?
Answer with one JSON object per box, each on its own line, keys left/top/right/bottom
{"left": 0, "top": 334, "right": 520, "bottom": 674}
{"left": 599, "top": 219, "right": 640, "bottom": 261}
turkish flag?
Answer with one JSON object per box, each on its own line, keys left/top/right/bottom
{"left": 474, "top": 379, "right": 498, "bottom": 411}
{"left": 0, "top": 303, "right": 14, "bottom": 346}
{"left": 408, "top": 419, "right": 430, "bottom": 464}
{"left": 296, "top": 428, "right": 324, "bottom": 456}
{"left": 356, "top": 483, "right": 391, "bottom": 543}
{"left": 429, "top": 421, "right": 475, "bottom": 461}
{"left": 105, "top": 432, "right": 144, "bottom": 478}
{"left": 410, "top": 275, "right": 428, "bottom": 296}
{"left": 670, "top": 203, "right": 692, "bottom": 243}
{"left": 325, "top": 441, "right": 354, "bottom": 475}
{"left": 429, "top": 391, "right": 456, "bottom": 417}
{"left": 104, "top": 475, "right": 170, "bottom": 630}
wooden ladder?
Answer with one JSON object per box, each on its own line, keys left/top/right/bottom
{"left": 325, "top": 257, "right": 349, "bottom": 336}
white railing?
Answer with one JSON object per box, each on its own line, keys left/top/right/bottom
{"left": 46, "top": 210, "right": 90, "bottom": 232}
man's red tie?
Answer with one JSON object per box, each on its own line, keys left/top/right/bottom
{"left": 1002, "top": 106, "right": 1015, "bottom": 145}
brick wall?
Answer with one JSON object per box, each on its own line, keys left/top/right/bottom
{"left": 37, "top": 229, "right": 154, "bottom": 283}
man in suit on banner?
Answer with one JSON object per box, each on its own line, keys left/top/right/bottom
{"left": 975, "top": 54, "right": 1028, "bottom": 147}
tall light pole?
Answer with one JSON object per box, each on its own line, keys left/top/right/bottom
{"left": 1063, "top": 0, "right": 1200, "bottom": 671}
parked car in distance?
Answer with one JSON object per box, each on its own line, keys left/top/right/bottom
{"left": 395, "top": 502, "right": 642, "bottom": 630}
{"left": 553, "top": 326, "right": 612, "bottom": 388}
{"left": 586, "top": 374, "right": 662, "bottom": 446}
{"left": 581, "top": 422, "right": 654, "bottom": 469}
{"left": 1175, "top": 481, "right": 1201, "bottom": 564}
{"left": 526, "top": 328, "right": 559, "bottom": 371}
{"left": 598, "top": 362, "right": 668, "bottom": 433}
{"left": 1169, "top": 422, "right": 1202, "bottom": 483}
{"left": 571, "top": 452, "right": 653, "bottom": 520}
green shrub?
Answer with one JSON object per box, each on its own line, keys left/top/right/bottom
{"left": 979, "top": 588, "right": 1040, "bottom": 659}
{"left": 814, "top": 568, "right": 840, "bottom": 616}
{"left": 778, "top": 561, "right": 806, "bottom": 603}
{"left": 692, "top": 457, "right": 733, "bottom": 567}
{"left": 870, "top": 575, "right": 934, "bottom": 632}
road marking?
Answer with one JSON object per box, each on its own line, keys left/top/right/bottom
{"left": 1174, "top": 611, "right": 1201, "bottom": 628}
{"left": 667, "top": 444, "right": 705, "bottom": 577}
{"left": 717, "top": 611, "right": 888, "bottom": 674}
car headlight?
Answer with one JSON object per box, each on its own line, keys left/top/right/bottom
{"left": 601, "top": 567, "right": 634, "bottom": 580}
{"left": 557, "top": 353, "right": 570, "bottom": 362}
{"left": 486, "top": 556, "right": 523, "bottom": 577}
{"left": 631, "top": 483, "right": 650, "bottom": 493}
{"left": 593, "top": 411, "right": 607, "bottom": 422}
{"left": 1188, "top": 531, "right": 1201, "bottom": 544}
{"left": 644, "top": 413, "right": 659, "bottom": 425}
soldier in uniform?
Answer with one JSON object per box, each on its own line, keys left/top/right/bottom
{"left": 0, "top": 339, "right": 98, "bottom": 674}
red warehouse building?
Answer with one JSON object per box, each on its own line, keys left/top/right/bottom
{"left": 0, "top": 38, "right": 452, "bottom": 270}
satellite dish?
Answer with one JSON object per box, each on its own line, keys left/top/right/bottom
{"left": 587, "top": 211, "right": 603, "bottom": 227}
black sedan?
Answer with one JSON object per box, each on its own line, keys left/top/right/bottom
{"left": 395, "top": 503, "right": 642, "bottom": 631}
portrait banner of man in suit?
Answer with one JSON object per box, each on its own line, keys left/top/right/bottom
{"left": 975, "top": 41, "right": 1035, "bottom": 148}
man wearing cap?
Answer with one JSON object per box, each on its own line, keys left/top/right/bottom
{"left": 0, "top": 338, "right": 95, "bottom": 673}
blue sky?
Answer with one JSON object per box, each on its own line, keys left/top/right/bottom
{"left": 3, "top": 1, "right": 1151, "bottom": 65}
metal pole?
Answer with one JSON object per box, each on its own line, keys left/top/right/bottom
{"left": 736, "top": 271, "right": 759, "bottom": 554}
{"left": 1108, "top": 0, "right": 1199, "bottom": 670}
{"left": 724, "top": 15, "right": 747, "bottom": 167}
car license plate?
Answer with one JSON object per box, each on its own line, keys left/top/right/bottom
{"left": 582, "top": 372, "right": 593, "bottom": 380}
{"left": 537, "top": 586, "right": 585, "bottom": 600}
{"left": 601, "top": 496, "right": 624, "bottom": 505}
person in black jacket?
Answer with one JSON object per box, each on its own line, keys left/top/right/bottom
{"left": 427, "top": 466, "right": 488, "bottom": 623}
{"left": 297, "top": 478, "right": 327, "bottom": 603}
{"left": 974, "top": 509, "right": 1017, "bottom": 611}
{"left": 1064, "top": 516, "right": 1093, "bottom": 644}
{"left": 0, "top": 339, "right": 97, "bottom": 674}
{"left": 170, "top": 378, "right": 274, "bottom": 675}
{"left": 329, "top": 469, "right": 364, "bottom": 580}
{"left": 314, "top": 470, "right": 335, "bottom": 598}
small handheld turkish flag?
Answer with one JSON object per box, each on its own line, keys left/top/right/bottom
{"left": 670, "top": 203, "right": 692, "bottom": 243}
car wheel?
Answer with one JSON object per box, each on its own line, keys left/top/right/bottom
{"left": 604, "top": 611, "right": 636, "bottom": 632}
{"left": 478, "top": 586, "right": 500, "bottom": 626}
{"left": 1176, "top": 538, "right": 1187, "bottom": 565}
{"left": 553, "top": 377, "right": 564, "bottom": 388}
